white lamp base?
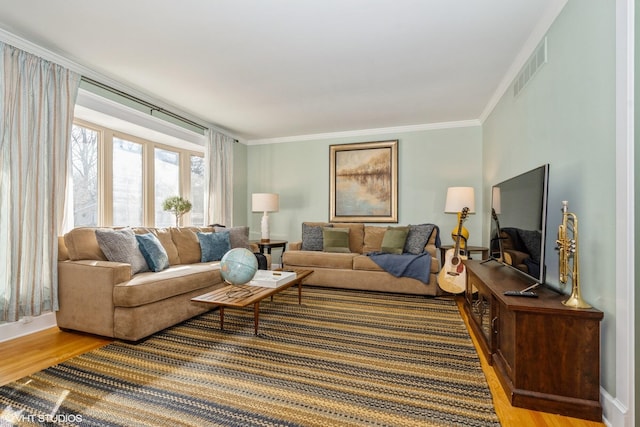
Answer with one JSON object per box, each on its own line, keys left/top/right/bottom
{"left": 260, "top": 212, "right": 270, "bottom": 242}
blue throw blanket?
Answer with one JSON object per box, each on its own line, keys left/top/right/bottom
{"left": 367, "top": 252, "right": 432, "bottom": 284}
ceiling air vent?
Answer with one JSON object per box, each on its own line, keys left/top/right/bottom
{"left": 513, "top": 37, "right": 547, "bottom": 97}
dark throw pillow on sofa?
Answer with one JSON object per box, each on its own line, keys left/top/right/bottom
{"left": 322, "top": 227, "right": 350, "bottom": 253}
{"left": 135, "top": 233, "right": 170, "bottom": 272}
{"left": 198, "top": 231, "right": 231, "bottom": 262}
{"left": 381, "top": 226, "right": 409, "bottom": 254}
{"left": 302, "top": 223, "right": 332, "bottom": 251}
{"left": 403, "top": 224, "right": 434, "bottom": 255}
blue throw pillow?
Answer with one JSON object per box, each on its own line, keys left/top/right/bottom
{"left": 136, "top": 233, "right": 170, "bottom": 272}
{"left": 197, "top": 231, "right": 231, "bottom": 262}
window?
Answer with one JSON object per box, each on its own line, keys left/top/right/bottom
{"left": 70, "top": 125, "right": 99, "bottom": 227}
{"left": 154, "top": 148, "right": 180, "bottom": 227}
{"left": 190, "top": 155, "right": 205, "bottom": 226}
{"left": 113, "top": 137, "right": 143, "bottom": 226}
{"left": 70, "top": 120, "right": 204, "bottom": 228}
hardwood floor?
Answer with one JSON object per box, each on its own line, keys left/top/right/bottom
{"left": 1, "top": 304, "right": 606, "bottom": 427}
{"left": 0, "top": 327, "right": 111, "bottom": 387}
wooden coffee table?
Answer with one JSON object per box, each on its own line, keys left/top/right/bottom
{"left": 191, "top": 269, "right": 313, "bottom": 334}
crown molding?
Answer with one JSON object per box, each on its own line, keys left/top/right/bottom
{"left": 246, "top": 119, "right": 481, "bottom": 145}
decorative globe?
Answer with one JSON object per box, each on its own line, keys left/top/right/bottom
{"left": 220, "top": 248, "right": 258, "bottom": 285}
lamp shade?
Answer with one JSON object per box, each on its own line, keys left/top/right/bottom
{"left": 252, "top": 193, "right": 279, "bottom": 213}
{"left": 444, "top": 187, "right": 475, "bottom": 213}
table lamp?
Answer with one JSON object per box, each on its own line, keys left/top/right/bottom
{"left": 252, "top": 193, "right": 279, "bottom": 242}
{"left": 444, "top": 187, "right": 475, "bottom": 249}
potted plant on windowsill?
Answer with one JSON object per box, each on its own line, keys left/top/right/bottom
{"left": 163, "top": 196, "right": 192, "bottom": 227}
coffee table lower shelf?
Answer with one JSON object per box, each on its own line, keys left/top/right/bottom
{"left": 191, "top": 269, "right": 313, "bottom": 334}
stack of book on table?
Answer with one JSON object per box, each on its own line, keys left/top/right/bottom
{"left": 249, "top": 270, "right": 297, "bottom": 288}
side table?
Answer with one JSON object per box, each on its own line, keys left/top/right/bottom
{"left": 251, "top": 240, "right": 288, "bottom": 267}
{"left": 439, "top": 245, "right": 488, "bottom": 267}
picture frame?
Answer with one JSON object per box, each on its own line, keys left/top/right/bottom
{"left": 329, "top": 140, "right": 398, "bottom": 223}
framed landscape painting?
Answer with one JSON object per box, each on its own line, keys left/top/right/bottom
{"left": 329, "top": 140, "right": 398, "bottom": 223}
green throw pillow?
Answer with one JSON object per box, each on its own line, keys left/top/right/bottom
{"left": 381, "top": 226, "right": 409, "bottom": 254}
{"left": 322, "top": 227, "right": 351, "bottom": 253}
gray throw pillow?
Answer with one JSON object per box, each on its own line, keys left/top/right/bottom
{"left": 302, "top": 224, "right": 332, "bottom": 251}
{"left": 403, "top": 224, "right": 434, "bottom": 254}
{"left": 95, "top": 228, "right": 149, "bottom": 274}
{"left": 215, "top": 226, "right": 250, "bottom": 249}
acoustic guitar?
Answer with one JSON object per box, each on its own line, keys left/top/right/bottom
{"left": 438, "top": 207, "right": 469, "bottom": 294}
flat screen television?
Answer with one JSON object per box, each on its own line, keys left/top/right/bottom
{"left": 489, "top": 164, "right": 549, "bottom": 286}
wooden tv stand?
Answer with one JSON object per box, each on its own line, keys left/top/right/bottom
{"left": 463, "top": 260, "right": 603, "bottom": 421}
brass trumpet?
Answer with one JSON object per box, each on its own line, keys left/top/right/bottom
{"left": 556, "top": 200, "right": 591, "bottom": 308}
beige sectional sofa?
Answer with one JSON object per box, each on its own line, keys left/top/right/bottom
{"left": 283, "top": 222, "right": 441, "bottom": 296}
{"left": 56, "top": 226, "right": 260, "bottom": 341}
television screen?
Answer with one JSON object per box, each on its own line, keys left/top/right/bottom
{"left": 489, "top": 164, "right": 549, "bottom": 285}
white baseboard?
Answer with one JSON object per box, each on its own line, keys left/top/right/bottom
{"left": 601, "top": 386, "right": 630, "bottom": 427}
{"left": 0, "top": 312, "right": 57, "bottom": 343}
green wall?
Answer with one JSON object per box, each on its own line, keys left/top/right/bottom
{"left": 246, "top": 126, "right": 483, "bottom": 245}
{"left": 635, "top": 0, "right": 639, "bottom": 418}
{"left": 483, "top": 0, "right": 616, "bottom": 391}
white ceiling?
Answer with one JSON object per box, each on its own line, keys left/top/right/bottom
{"left": 0, "top": 0, "right": 565, "bottom": 142}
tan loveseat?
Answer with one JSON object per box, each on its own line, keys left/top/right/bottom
{"left": 283, "top": 222, "right": 441, "bottom": 296}
{"left": 56, "top": 226, "right": 261, "bottom": 341}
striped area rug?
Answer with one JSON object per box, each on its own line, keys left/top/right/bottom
{"left": 0, "top": 287, "right": 500, "bottom": 426}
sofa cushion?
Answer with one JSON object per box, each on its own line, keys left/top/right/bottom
{"left": 113, "top": 262, "right": 222, "bottom": 307}
{"left": 381, "top": 226, "right": 409, "bottom": 254}
{"left": 352, "top": 255, "right": 385, "bottom": 272}
{"left": 323, "top": 227, "right": 351, "bottom": 253}
{"left": 214, "top": 226, "right": 250, "bottom": 249}
{"left": 170, "top": 227, "right": 202, "bottom": 264}
{"left": 301, "top": 223, "right": 332, "bottom": 251}
{"left": 362, "top": 226, "right": 386, "bottom": 253}
{"left": 95, "top": 228, "right": 149, "bottom": 274}
{"left": 283, "top": 250, "right": 357, "bottom": 270}
{"left": 404, "top": 224, "right": 435, "bottom": 255}
{"left": 198, "top": 231, "right": 230, "bottom": 262}
{"left": 64, "top": 227, "right": 108, "bottom": 261}
{"left": 136, "top": 233, "right": 170, "bottom": 272}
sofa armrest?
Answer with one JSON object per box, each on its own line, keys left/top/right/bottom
{"left": 289, "top": 241, "right": 302, "bottom": 251}
{"left": 56, "top": 260, "right": 132, "bottom": 337}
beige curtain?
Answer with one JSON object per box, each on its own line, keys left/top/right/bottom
{"left": 204, "top": 130, "right": 234, "bottom": 226}
{"left": 0, "top": 42, "right": 80, "bottom": 322}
